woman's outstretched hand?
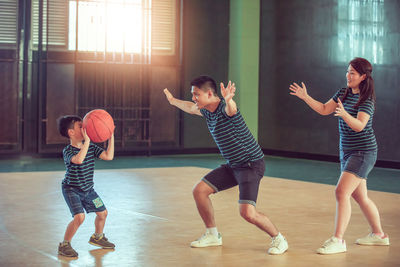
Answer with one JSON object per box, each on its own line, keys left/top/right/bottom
{"left": 289, "top": 82, "right": 308, "bottom": 100}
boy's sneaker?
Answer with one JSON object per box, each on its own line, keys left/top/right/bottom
{"left": 356, "top": 233, "right": 390, "bottom": 246}
{"left": 190, "top": 232, "right": 222, "bottom": 248}
{"left": 268, "top": 233, "right": 288, "bottom": 255}
{"left": 89, "top": 234, "right": 115, "bottom": 249}
{"left": 58, "top": 241, "right": 78, "bottom": 257}
{"left": 317, "top": 237, "right": 346, "bottom": 254}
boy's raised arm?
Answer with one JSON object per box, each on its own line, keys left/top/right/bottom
{"left": 71, "top": 129, "right": 90, "bottom": 164}
{"left": 99, "top": 134, "right": 114, "bottom": 161}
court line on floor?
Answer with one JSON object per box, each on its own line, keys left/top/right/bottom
{"left": 110, "top": 207, "right": 169, "bottom": 221}
{"left": 0, "top": 219, "right": 79, "bottom": 267}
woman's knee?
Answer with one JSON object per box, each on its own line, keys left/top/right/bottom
{"left": 335, "top": 187, "right": 351, "bottom": 201}
{"left": 352, "top": 192, "right": 369, "bottom": 205}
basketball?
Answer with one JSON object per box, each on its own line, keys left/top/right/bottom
{"left": 82, "top": 109, "right": 115, "bottom": 143}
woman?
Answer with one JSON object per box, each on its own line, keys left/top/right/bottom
{"left": 289, "top": 57, "right": 389, "bottom": 254}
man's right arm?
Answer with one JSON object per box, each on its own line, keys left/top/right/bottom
{"left": 163, "top": 88, "right": 202, "bottom": 116}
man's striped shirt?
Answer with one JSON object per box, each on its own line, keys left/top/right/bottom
{"left": 332, "top": 88, "right": 377, "bottom": 151}
{"left": 62, "top": 142, "right": 104, "bottom": 191}
{"left": 200, "top": 99, "right": 264, "bottom": 166}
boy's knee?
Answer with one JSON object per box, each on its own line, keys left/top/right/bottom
{"left": 97, "top": 210, "right": 108, "bottom": 219}
{"left": 73, "top": 213, "right": 85, "bottom": 225}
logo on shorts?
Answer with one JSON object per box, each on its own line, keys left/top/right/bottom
{"left": 92, "top": 197, "right": 104, "bottom": 208}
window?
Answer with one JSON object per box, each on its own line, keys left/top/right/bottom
{"left": 0, "top": 0, "right": 18, "bottom": 47}
{"left": 32, "top": 0, "right": 69, "bottom": 48}
{"left": 151, "top": 0, "right": 176, "bottom": 55}
{"left": 32, "top": 0, "right": 177, "bottom": 55}
{"left": 337, "top": 0, "right": 385, "bottom": 64}
{"left": 68, "top": 0, "right": 145, "bottom": 53}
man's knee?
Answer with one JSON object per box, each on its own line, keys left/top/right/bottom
{"left": 193, "top": 181, "right": 214, "bottom": 198}
{"left": 240, "top": 205, "right": 256, "bottom": 224}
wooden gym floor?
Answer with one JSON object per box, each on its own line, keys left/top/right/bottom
{"left": 0, "top": 165, "right": 399, "bottom": 267}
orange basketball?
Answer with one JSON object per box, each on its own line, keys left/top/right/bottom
{"left": 82, "top": 109, "right": 115, "bottom": 143}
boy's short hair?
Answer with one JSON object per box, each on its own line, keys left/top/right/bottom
{"left": 57, "top": 115, "right": 82, "bottom": 138}
{"left": 190, "top": 75, "right": 217, "bottom": 96}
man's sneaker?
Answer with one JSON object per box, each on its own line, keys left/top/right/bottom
{"left": 317, "top": 237, "right": 346, "bottom": 254}
{"left": 89, "top": 234, "right": 115, "bottom": 249}
{"left": 356, "top": 233, "right": 390, "bottom": 246}
{"left": 268, "top": 233, "right": 288, "bottom": 255}
{"left": 58, "top": 241, "right": 78, "bottom": 257}
{"left": 190, "top": 232, "right": 222, "bottom": 248}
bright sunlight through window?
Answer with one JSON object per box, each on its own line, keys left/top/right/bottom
{"left": 68, "top": 0, "right": 145, "bottom": 53}
{"left": 337, "top": 0, "right": 385, "bottom": 64}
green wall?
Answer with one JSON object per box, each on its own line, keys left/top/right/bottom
{"left": 229, "top": 0, "right": 260, "bottom": 138}
{"left": 181, "top": 0, "right": 230, "bottom": 148}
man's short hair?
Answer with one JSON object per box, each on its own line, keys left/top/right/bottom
{"left": 190, "top": 75, "right": 217, "bottom": 95}
{"left": 57, "top": 115, "right": 82, "bottom": 138}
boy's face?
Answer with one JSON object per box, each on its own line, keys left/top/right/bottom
{"left": 68, "top": 121, "right": 84, "bottom": 140}
{"left": 191, "top": 86, "right": 212, "bottom": 109}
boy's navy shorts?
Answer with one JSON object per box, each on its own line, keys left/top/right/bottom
{"left": 62, "top": 184, "right": 106, "bottom": 216}
{"left": 202, "top": 158, "right": 265, "bottom": 206}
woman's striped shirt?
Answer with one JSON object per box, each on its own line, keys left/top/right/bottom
{"left": 332, "top": 88, "right": 377, "bottom": 151}
{"left": 200, "top": 99, "right": 264, "bottom": 166}
{"left": 62, "top": 142, "right": 104, "bottom": 191}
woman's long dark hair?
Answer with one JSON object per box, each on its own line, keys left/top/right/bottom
{"left": 341, "top": 57, "right": 376, "bottom": 108}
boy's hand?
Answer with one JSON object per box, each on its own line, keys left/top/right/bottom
{"left": 164, "top": 88, "right": 174, "bottom": 105}
{"left": 221, "top": 81, "right": 236, "bottom": 103}
{"left": 82, "top": 128, "right": 90, "bottom": 143}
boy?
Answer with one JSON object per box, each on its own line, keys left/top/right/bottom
{"left": 57, "top": 115, "right": 115, "bottom": 257}
{"left": 163, "top": 76, "right": 288, "bottom": 254}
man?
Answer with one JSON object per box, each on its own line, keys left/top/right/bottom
{"left": 163, "top": 75, "right": 288, "bottom": 255}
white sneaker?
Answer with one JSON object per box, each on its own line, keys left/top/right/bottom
{"left": 268, "top": 233, "right": 288, "bottom": 255}
{"left": 356, "top": 233, "right": 390, "bottom": 246}
{"left": 317, "top": 237, "right": 346, "bottom": 254}
{"left": 190, "top": 232, "right": 222, "bottom": 248}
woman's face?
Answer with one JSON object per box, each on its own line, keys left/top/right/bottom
{"left": 346, "top": 64, "right": 366, "bottom": 90}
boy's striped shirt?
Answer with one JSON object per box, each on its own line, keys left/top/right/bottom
{"left": 62, "top": 142, "right": 104, "bottom": 191}
{"left": 332, "top": 88, "right": 377, "bottom": 151}
{"left": 200, "top": 99, "right": 264, "bottom": 166}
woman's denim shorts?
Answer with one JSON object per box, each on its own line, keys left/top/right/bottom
{"left": 340, "top": 150, "right": 377, "bottom": 179}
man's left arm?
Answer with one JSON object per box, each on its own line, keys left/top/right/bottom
{"left": 221, "top": 81, "right": 237, "bottom": 117}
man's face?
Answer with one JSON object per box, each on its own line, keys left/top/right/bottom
{"left": 191, "top": 86, "right": 210, "bottom": 109}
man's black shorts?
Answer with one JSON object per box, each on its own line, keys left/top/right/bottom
{"left": 202, "top": 158, "right": 265, "bottom": 206}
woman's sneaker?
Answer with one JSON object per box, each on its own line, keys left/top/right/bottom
{"left": 268, "top": 233, "right": 288, "bottom": 255}
{"left": 89, "top": 234, "right": 115, "bottom": 249}
{"left": 58, "top": 241, "right": 78, "bottom": 257}
{"left": 317, "top": 237, "right": 346, "bottom": 254}
{"left": 190, "top": 232, "right": 222, "bottom": 248}
{"left": 356, "top": 233, "right": 390, "bottom": 246}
